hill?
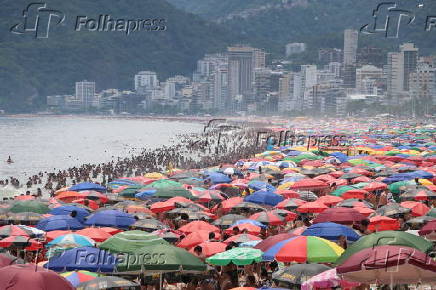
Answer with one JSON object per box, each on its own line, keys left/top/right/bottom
{"left": 0, "top": 0, "right": 244, "bottom": 112}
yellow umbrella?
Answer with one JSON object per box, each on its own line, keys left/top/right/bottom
{"left": 144, "top": 172, "right": 165, "bottom": 179}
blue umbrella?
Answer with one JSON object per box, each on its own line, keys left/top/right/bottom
{"left": 84, "top": 210, "right": 135, "bottom": 229}
{"left": 45, "top": 247, "right": 116, "bottom": 272}
{"left": 410, "top": 170, "right": 433, "bottom": 179}
{"left": 231, "top": 219, "right": 267, "bottom": 228}
{"left": 69, "top": 182, "right": 106, "bottom": 192}
{"left": 244, "top": 190, "right": 284, "bottom": 206}
{"left": 302, "top": 222, "right": 360, "bottom": 242}
{"left": 329, "top": 152, "right": 348, "bottom": 163}
{"left": 204, "top": 172, "right": 232, "bottom": 184}
{"left": 37, "top": 215, "right": 84, "bottom": 231}
{"left": 248, "top": 181, "right": 276, "bottom": 192}
{"left": 135, "top": 189, "right": 157, "bottom": 200}
{"left": 49, "top": 206, "right": 90, "bottom": 223}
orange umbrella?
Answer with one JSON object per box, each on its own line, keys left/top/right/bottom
{"left": 363, "top": 182, "right": 388, "bottom": 192}
{"left": 75, "top": 228, "right": 112, "bottom": 242}
{"left": 178, "top": 230, "right": 222, "bottom": 248}
{"left": 188, "top": 241, "right": 227, "bottom": 257}
{"left": 368, "top": 216, "right": 400, "bottom": 232}
{"left": 400, "top": 201, "right": 430, "bottom": 216}
{"left": 225, "top": 223, "right": 261, "bottom": 235}
{"left": 71, "top": 199, "right": 99, "bottom": 210}
{"left": 150, "top": 196, "right": 194, "bottom": 213}
{"left": 55, "top": 191, "right": 83, "bottom": 202}
{"left": 317, "top": 195, "right": 343, "bottom": 206}
{"left": 342, "top": 189, "right": 368, "bottom": 200}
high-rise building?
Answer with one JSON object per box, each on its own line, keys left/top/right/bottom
{"left": 409, "top": 63, "right": 436, "bottom": 115}
{"left": 75, "top": 80, "right": 95, "bottom": 110}
{"left": 227, "top": 46, "right": 265, "bottom": 111}
{"left": 278, "top": 72, "right": 296, "bottom": 113}
{"left": 387, "top": 43, "right": 419, "bottom": 98}
{"left": 343, "top": 29, "right": 358, "bottom": 65}
{"left": 318, "top": 48, "right": 343, "bottom": 64}
{"left": 134, "top": 71, "right": 159, "bottom": 91}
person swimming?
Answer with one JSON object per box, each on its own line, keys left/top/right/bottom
{"left": 6, "top": 156, "right": 13, "bottom": 164}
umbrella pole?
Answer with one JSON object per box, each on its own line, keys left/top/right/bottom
{"left": 159, "top": 273, "right": 163, "bottom": 290}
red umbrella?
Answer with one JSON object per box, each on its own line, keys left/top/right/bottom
{"left": 71, "top": 199, "right": 99, "bottom": 210}
{"left": 317, "top": 195, "right": 343, "bottom": 206}
{"left": 98, "top": 227, "right": 123, "bottom": 235}
{"left": 188, "top": 241, "right": 227, "bottom": 257}
{"left": 178, "top": 230, "right": 222, "bottom": 248}
{"left": 178, "top": 220, "right": 220, "bottom": 234}
{"left": 290, "top": 179, "right": 328, "bottom": 190}
{"left": 329, "top": 171, "right": 345, "bottom": 178}
{"left": 150, "top": 196, "right": 194, "bottom": 213}
{"left": 249, "top": 211, "right": 286, "bottom": 226}
{"left": 275, "top": 198, "right": 306, "bottom": 210}
{"left": 275, "top": 189, "right": 300, "bottom": 198}
{"left": 0, "top": 264, "right": 74, "bottom": 290}
{"left": 224, "top": 234, "right": 261, "bottom": 244}
{"left": 351, "top": 176, "right": 372, "bottom": 184}
{"left": 418, "top": 220, "right": 436, "bottom": 236}
{"left": 191, "top": 190, "right": 225, "bottom": 203}
{"left": 221, "top": 197, "right": 244, "bottom": 212}
{"left": 368, "top": 216, "right": 400, "bottom": 232}
{"left": 353, "top": 206, "right": 375, "bottom": 217}
{"left": 46, "top": 230, "right": 72, "bottom": 242}
{"left": 0, "top": 225, "right": 36, "bottom": 238}
{"left": 400, "top": 201, "right": 430, "bottom": 216}
{"left": 270, "top": 209, "right": 298, "bottom": 222}
{"left": 313, "top": 207, "right": 366, "bottom": 225}
{"left": 254, "top": 233, "right": 295, "bottom": 252}
{"left": 75, "top": 228, "right": 112, "bottom": 242}
{"left": 0, "top": 236, "right": 42, "bottom": 250}
{"left": 362, "top": 182, "right": 388, "bottom": 192}
{"left": 297, "top": 201, "right": 328, "bottom": 213}
{"left": 314, "top": 174, "right": 336, "bottom": 182}
{"left": 14, "top": 195, "right": 35, "bottom": 201}
{"left": 225, "top": 223, "right": 261, "bottom": 235}
{"left": 350, "top": 168, "right": 372, "bottom": 176}
{"left": 341, "top": 189, "right": 368, "bottom": 200}
{"left": 0, "top": 253, "right": 22, "bottom": 268}
{"left": 290, "top": 226, "right": 307, "bottom": 235}
{"left": 336, "top": 246, "right": 436, "bottom": 284}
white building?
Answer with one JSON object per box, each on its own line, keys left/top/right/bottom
{"left": 285, "top": 43, "right": 306, "bottom": 57}
{"left": 356, "top": 65, "right": 383, "bottom": 95}
{"left": 409, "top": 63, "right": 436, "bottom": 114}
{"left": 75, "top": 80, "right": 95, "bottom": 110}
{"left": 343, "top": 29, "right": 358, "bottom": 65}
{"left": 134, "top": 71, "right": 159, "bottom": 91}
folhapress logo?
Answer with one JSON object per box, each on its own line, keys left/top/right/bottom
{"left": 10, "top": 2, "right": 65, "bottom": 39}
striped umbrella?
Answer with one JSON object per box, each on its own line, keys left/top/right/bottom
{"left": 61, "top": 271, "right": 99, "bottom": 287}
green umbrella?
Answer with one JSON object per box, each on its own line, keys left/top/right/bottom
{"left": 153, "top": 187, "right": 194, "bottom": 199}
{"left": 99, "top": 230, "right": 168, "bottom": 254}
{"left": 336, "top": 231, "right": 433, "bottom": 265}
{"left": 149, "top": 179, "right": 183, "bottom": 189}
{"left": 118, "top": 185, "right": 147, "bottom": 198}
{"left": 206, "top": 247, "right": 262, "bottom": 266}
{"left": 330, "top": 186, "right": 358, "bottom": 197}
{"left": 117, "top": 243, "right": 206, "bottom": 273}
{"left": 347, "top": 159, "right": 369, "bottom": 166}
{"left": 9, "top": 201, "right": 50, "bottom": 214}
{"left": 388, "top": 180, "right": 416, "bottom": 194}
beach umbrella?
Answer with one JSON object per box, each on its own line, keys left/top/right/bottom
{"left": 192, "top": 190, "right": 225, "bottom": 202}
{"left": 45, "top": 247, "right": 116, "bottom": 272}
{"left": 213, "top": 214, "right": 246, "bottom": 227}
{"left": 262, "top": 236, "right": 344, "bottom": 263}
{"left": 99, "top": 230, "right": 167, "bottom": 254}
{"left": 7, "top": 212, "right": 44, "bottom": 224}
{"left": 368, "top": 216, "right": 400, "bottom": 231}
{"left": 144, "top": 172, "right": 166, "bottom": 179}
{"left": 296, "top": 191, "right": 318, "bottom": 201}
{"left": 388, "top": 180, "right": 416, "bottom": 194}
{"left": 231, "top": 202, "right": 265, "bottom": 213}
{"left": 231, "top": 219, "right": 267, "bottom": 228}
{"left": 37, "top": 215, "right": 84, "bottom": 231}
{"left": 317, "top": 195, "right": 343, "bottom": 206}
{"left": 49, "top": 205, "right": 90, "bottom": 223}
{"left": 336, "top": 198, "right": 373, "bottom": 208}
{"left": 9, "top": 200, "right": 50, "bottom": 214}
{"left": 249, "top": 211, "right": 287, "bottom": 226}
{"left": 152, "top": 187, "right": 195, "bottom": 199}
{"left": 150, "top": 196, "right": 194, "bottom": 213}
{"left": 0, "top": 236, "right": 42, "bottom": 249}
{"left": 335, "top": 231, "right": 433, "bottom": 265}
{"left": 76, "top": 276, "right": 139, "bottom": 290}
{"left": 130, "top": 218, "right": 168, "bottom": 231}
{"left": 302, "top": 222, "right": 360, "bottom": 241}
{"left": 84, "top": 210, "right": 135, "bottom": 229}
{"left": 47, "top": 234, "right": 95, "bottom": 249}
{"left": 290, "top": 179, "right": 328, "bottom": 190}
{"left": 178, "top": 230, "right": 221, "bottom": 248}
{"left": 75, "top": 228, "right": 112, "bottom": 242}
{"left": 427, "top": 208, "right": 436, "bottom": 217}
{"left": 297, "top": 201, "right": 328, "bottom": 213}
{"left": 313, "top": 207, "right": 367, "bottom": 225}
{"left": 272, "top": 263, "right": 332, "bottom": 286}
{"left": 275, "top": 198, "right": 306, "bottom": 210}
{"left": 224, "top": 234, "right": 262, "bottom": 244}
{"left": 225, "top": 223, "right": 261, "bottom": 236}
{"left": 362, "top": 182, "right": 388, "bottom": 192}
{"left": 301, "top": 268, "right": 361, "bottom": 290}
{"left": 149, "top": 179, "right": 182, "bottom": 189}
{"left": 152, "top": 229, "right": 182, "bottom": 243}
{"left": 60, "top": 271, "right": 99, "bottom": 287}
{"left": 206, "top": 247, "right": 262, "bottom": 266}
{"left": 336, "top": 245, "right": 436, "bottom": 284}
{"left": 400, "top": 186, "right": 436, "bottom": 200}
{"left": 400, "top": 201, "right": 430, "bottom": 216}
{"left": 69, "top": 182, "right": 106, "bottom": 192}
{"left": 254, "top": 233, "right": 296, "bottom": 252}
{"left": 0, "top": 253, "right": 24, "bottom": 268}
{"left": 0, "top": 264, "right": 74, "bottom": 290}
{"left": 406, "top": 215, "right": 435, "bottom": 226}
{"left": 189, "top": 241, "right": 227, "bottom": 257}
{"left": 0, "top": 225, "right": 38, "bottom": 238}
{"left": 178, "top": 220, "right": 220, "bottom": 234}
{"left": 374, "top": 203, "right": 411, "bottom": 217}
{"left": 117, "top": 243, "right": 206, "bottom": 273}
{"left": 244, "top": 191, "right": 284, "bottom": 206}
{"left": 418, "top": 220, "right": 436, "bottom": 236}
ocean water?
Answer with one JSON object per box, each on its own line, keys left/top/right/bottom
{"left": 0, "top": 116, "right": 203, "bottom": 180}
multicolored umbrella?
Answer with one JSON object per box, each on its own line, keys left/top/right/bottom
{"left": 262, "top": 236, "right": 344, "bottom": 263}
{"left": 275, "top": 198, "right": 306, "bottom": 210}
{"left": 249, "top": 211, "right": 287, "bottom": 226}
{"left": 206, "top": 247, "right": 263, "bottom": 266}
{"left": 60, "top": 270, "right": 99, "bottom": 287}
{"left": 254, "top": 233, "right": 296, "bottom": 252}
{"left": 47, "top": 234, "right": 95, "bottom": 249}
{"left": 0, "top": 236, "right": 42, "bottom": 249}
